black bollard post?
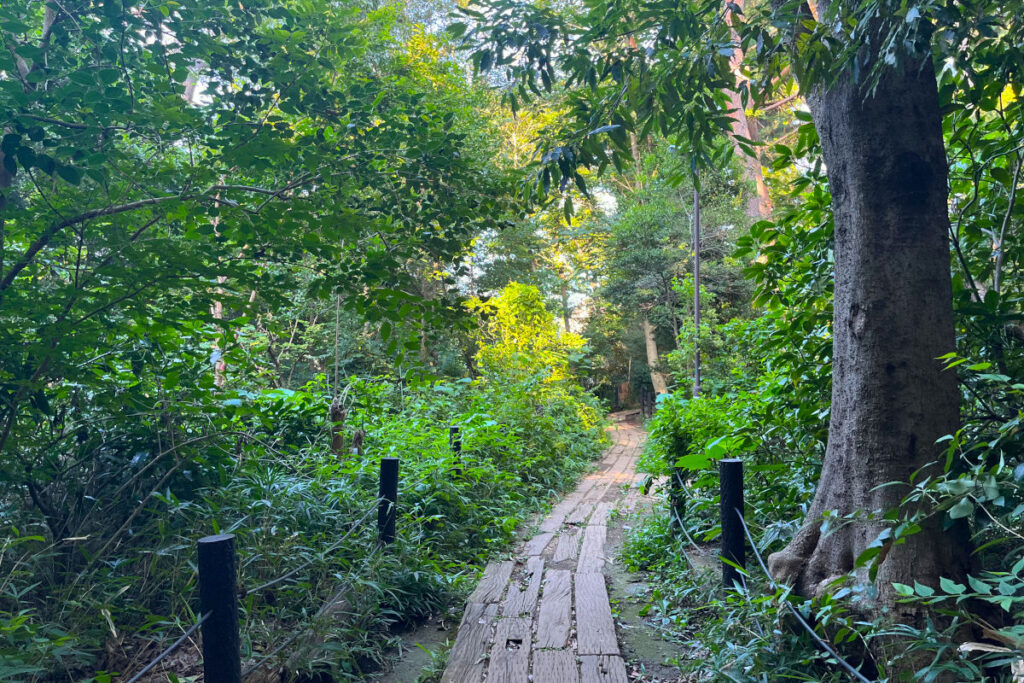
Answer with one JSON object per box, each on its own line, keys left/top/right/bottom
{"left": 449, "top": 425, "right": 462, "bottom": 476}
{"left": 198, "top": 534, "right": 241, "bottom": 683}
{"left": 378, "top": 457, "right": 399, "bottom": 545}
{"left": 719, "top": 458, "right": 745, "bottom": 589}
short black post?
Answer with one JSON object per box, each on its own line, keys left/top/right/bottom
{"left": 719, "top": 458, "right": 745, "bottom": 589}
{"left": 198, "top": 534, "right": 241, "bottom": 683}
{"left": 378, "top": 457, "right": 399, "bottom": 545}
{"left": 449, "top": 425, "right": 462, "bottom": 476}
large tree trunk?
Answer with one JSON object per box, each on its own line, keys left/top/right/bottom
{"left": 766, "top": 47, "right": 970, "bottom": 627}
{"left": 641, "top": 314, "right": 668, "bottom": 394}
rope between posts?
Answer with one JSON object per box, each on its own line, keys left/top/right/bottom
{"left": 668, "top": 506, "right": 698, "bottom": 570}
{"left": 733, "top": 508, "right": 875, "bottom": 683}
{"left": 242, "top": 500, "right": 380, "bottom": 597}
{"left": 125, "top": 612, "right": 210, "bottom": 683}
{"left": 240, "top": 540, "right": 384, "bottom": 679}
{"left": 668, "top": 498, "right": 768, "bottom": 643}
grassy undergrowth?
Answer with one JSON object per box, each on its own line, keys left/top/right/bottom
{"left": 628, "top": 372, "right": 1024, "bottom": 682}
{"left": 1, "top": 283, "right": 609, "bottom": 682}
{"left": 2, "top": 374, "right": 607, "bottom": 681}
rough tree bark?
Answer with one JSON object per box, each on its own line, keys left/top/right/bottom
{"left": 641, "top": 314, "right": 668, "bottom": 394}
{"left": 766, "top": 19, "right": 970, "bottom": 634}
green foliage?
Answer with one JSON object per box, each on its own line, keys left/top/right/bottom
{"left": 621, "top": 83, "right": 1024, "bottom": 683}
{"left": 584, "top": 154, "right": 751, "bottom": 403}
{"left": 469, "top": 282, "right": 588, "bottom": 384}
{"left": 0, "top": 0, "right": 521, "bottom": 495}
{"left": 0, "top": 2, "right": 605, "bottom": 679}
{"left": 456, "top": 0, "right": 1024, "bottom": 676}
{"left": 1, "top": 371, "right": 606, "bottom": 679}
{"left": 620, "top": 513, "right": 866, "bottom": 682}
{"left": 601, "top": 190, "right": 691, "bottom": 315}
{"left": 666, "top": 281, "right": 762, "bottom": 397}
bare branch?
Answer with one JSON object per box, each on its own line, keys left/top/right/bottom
{"left": 0, "top": 172, "right": 325, "bottom": 295}
{"left": 0, "top": 196, "right": 182, "bottom": 294}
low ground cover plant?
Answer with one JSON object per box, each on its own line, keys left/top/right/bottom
{"left": 1, "top": 285, "right": 608, "bottom": 681}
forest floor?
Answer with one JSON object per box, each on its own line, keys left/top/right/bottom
{"left": 379, "top": 415, "right": 698, "bottom": 683}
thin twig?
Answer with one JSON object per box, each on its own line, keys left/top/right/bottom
{"left": 241, "top": 541, "right": 384, "bottom": 679}
{"left": 993, "top": 155, "right": 1022, "bottom": 293}
{"left": 125, "top": 613, "right": 210, "bottom": 683}
{"left": 242, "top": 501, "right": 379, "bottom": 597}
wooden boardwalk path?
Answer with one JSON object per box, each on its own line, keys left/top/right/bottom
{"left": 441, "top": 420, "right": 647, "bottom": 683}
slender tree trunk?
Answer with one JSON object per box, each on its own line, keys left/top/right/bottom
{"left": 561, "top": 284, "right": 571, "bottom": 332}
{"left": 767, "top": 43, "right": 969, "bottom": 633}
{"left": 692, "top": 188, "right": 701, "bottom": 397}
{"left": 0, "top": 139, "right": 13, "bottom": 189}
{"left": 641, "top": 314, "right": 668, "bottom": 394}
{"left": 725, "top": 0, "right": 772, "bottom": 220}
{"left": 419, "top": 315, "right": 431, "bottom": 365}
{"left": 211, "top": 275, "right": 227, "bottom": 387}
{"left": 329, "top": 399, "right": 346, "bottom": 457}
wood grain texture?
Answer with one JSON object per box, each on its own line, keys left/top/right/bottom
{"left": 580, "top": 655, "right": 629, "bottom": 683}
{"left": 486, "top": 617, "right": 531, "bottom": 683}
{"left": 443, "top": 424, "right": 648, "bottom": 682}
{"left": 575, "top": 573, "right": 618, "bottom": 655}
{"left": 572, "top": 475, "right": 600, "bottom": 500}
{"left": 589, "top": 502, "right": 612, "bottom": 526}
{"left": 468, "top": 560, "right": 514, "bottom": 604}
{"left": 440, "top": 602, "right": 497, "bottom": 683}
{"left": 565, "top": 501, "right": 595, "bottom": 526}
{"left": 576, "top": 524, "right": 607, "bottom": 574}
{"left": 533, "top": 650, "right": 579, "bottom": 683}
{"left": 539, "top": 497, "right": 578, "bottom": 533}
{"left": 502, "top": 557, "right": 544, "bottom": 617}
{"left": 552, "top": 526, "right": 581, "bottom": 562}
{"left": 523, "top": 531, "right": 555, "bottom": 556}
{"left": 535, "top": 569, "right": 572, "bottom": 649}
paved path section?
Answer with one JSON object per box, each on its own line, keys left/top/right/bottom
{"left": 442, "top": 420, "right": 646, "bottom": 683}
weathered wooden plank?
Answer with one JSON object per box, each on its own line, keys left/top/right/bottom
{"left": 572, "top": 475, "right": 599, "bottom": 501}
{"left": 487, "top": 617, "right": 531, "bottom": 683}
{"left": 575, "top": 573, "right": 618, "bottom": 655}
{"left": 566, "top": 502, "right": 595, "bottom": 526}
{"left": 589, "top": 502, "right": 612, "bottom": 526}
{"left": 576, "top": 524, "right": 607, "bottom": 574}
{"left": 580, "top": 655, "right": 628, "bottom": 683}
{"left": 607, "top": 453, "right": 633, "bottom": 481}
{"left": 440, "top": 602, "right": 498, "bottom": 683}
{"left": 618, "top": 484, "right": 643, "bottom": 514}
{"left": 535, "top": 569, "right": 572, "bottom": 649}
{"left": 468, "top": 560, "right": 514, "bottom": 604}
{"left": 443, "top": 424, "right": 643, "bottom": 683}
{"left": 523, "top": 531, "right": 555, "bottom": 556}
{"left": 586, "top": 455, "right": 631, "bottom": 503}
{"left": 502, "top": 557, "right": 544, "bottom": 617}
{"left": 552, "top": 527, "right": 581, "bottom": 562}
{"left": 533, "top": 649, "right": 579, "bottom": 683}
{"left": 539, "top": 497, "right": 579, "bottom": 533}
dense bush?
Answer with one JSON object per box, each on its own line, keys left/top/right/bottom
{"left": 0, "top": 284, "right": 608, "bottom": 681}
{"left": 626, "top": 98, "right": 1024, "bottom": 682}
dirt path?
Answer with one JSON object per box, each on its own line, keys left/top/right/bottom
{"left": 440, "top": 418, "right": 652, "bottom": 683}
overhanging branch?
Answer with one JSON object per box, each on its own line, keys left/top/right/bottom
{"left": 0, "top": 177, "right": 319, "bottom": 295}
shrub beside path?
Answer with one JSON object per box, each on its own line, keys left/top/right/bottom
{"left": 441, "top": 416, "right": 648, "bottom": 683}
